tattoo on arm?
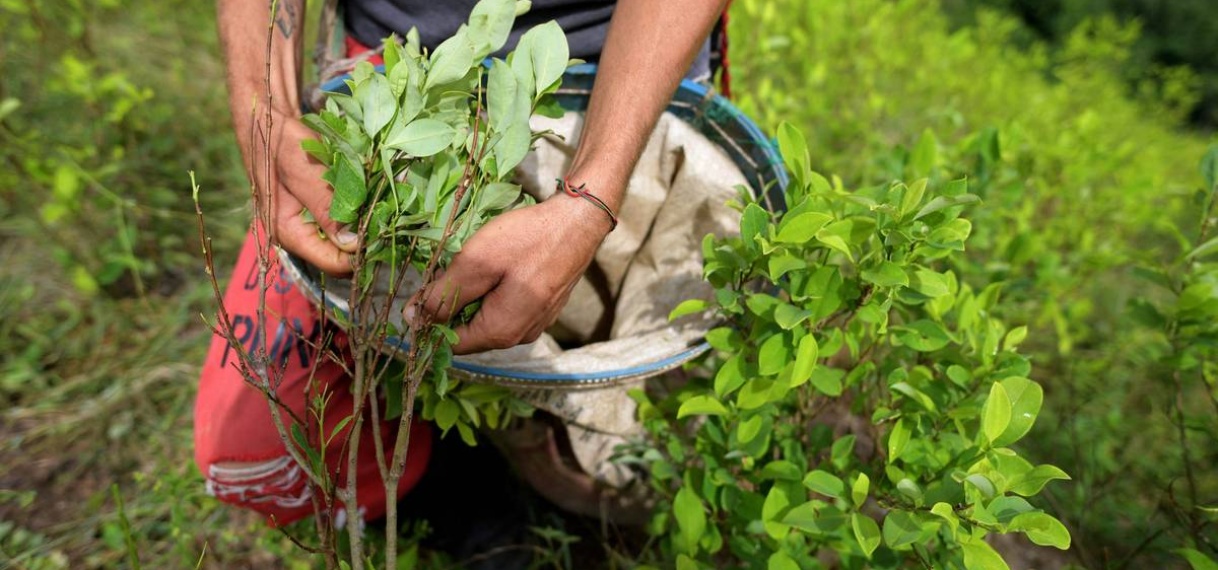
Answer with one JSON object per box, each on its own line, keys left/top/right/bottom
{"left": 274, "top": 0, "right": 299, "bottom": 39}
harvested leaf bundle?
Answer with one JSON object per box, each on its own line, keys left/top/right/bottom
{"left": 300, "top": 0, "right": 572, "bottom": 289}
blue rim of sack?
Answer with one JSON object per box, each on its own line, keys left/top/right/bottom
{"left": 283, "top": 63, "right": 789, "bottom": 387}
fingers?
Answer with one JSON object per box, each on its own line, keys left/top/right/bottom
{"left": 271, "top": 184, "right": 354, "bottom": 276}
{"left": 278, "top": 120, "right": 360, "bottom": 254}
{"left": 450, "top": 278, "right": 573, "bottom": 355}
{"left": 414, "top": 249, "right": 501, "bottom": 325}
{"left": 450, "top": 288, "right": 527, "bottom": 355}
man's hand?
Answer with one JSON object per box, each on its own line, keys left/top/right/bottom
{"left": 412, "top": 194, "right": 612, "bottom": 355}
{"left": 217, "top": 0, "right": 356, "bottom": 275}
{"left": 249, "top": 110, "right": 357, "bottom": 276}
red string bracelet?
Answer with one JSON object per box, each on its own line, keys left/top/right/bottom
{"left": 556, "top": 177, "right": 618, "bottom": 232}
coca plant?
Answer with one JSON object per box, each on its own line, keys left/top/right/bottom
{"left": 197, "top": 0, "right": 565, "bottom": 566}
{"left": 633, "top": 124, "right": 1071, "bottom": 569}
{"left": 297, "top": 0, "right": 564, "bottom": 459}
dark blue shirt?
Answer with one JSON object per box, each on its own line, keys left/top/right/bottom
{"left": 343, "top": 0, "right": 712, "bottom": 80}
{"left": 345, "top": 0, "right": 615, "bottom": 60}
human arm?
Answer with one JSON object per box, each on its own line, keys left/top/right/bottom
{"left": 416, "top": 0, "right": 730, "bottom": 354}
{"left": 217, "top": 0, "right": 356, "bottom": 274}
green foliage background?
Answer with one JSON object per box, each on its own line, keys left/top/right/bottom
{"left": 0, "top": 0, "right": 1214, "bottom": 567}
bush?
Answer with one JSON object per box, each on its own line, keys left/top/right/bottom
{"left": 726, "top": 0, "right": 1217, "bottom": 566}
{"left": 632, "top": 124, "right": 1070, "bottom": 569}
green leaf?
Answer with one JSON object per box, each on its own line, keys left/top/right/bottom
{"left": 758, "top": 333, "right": 790, "bottom": 376}
{"left": 882, "top": 510, "right": 923, "bottom": 549}
{"left": 831, "top": 435, "right": 856, "bottom": 470}
{"left": 852, "top": 473, "right": 870, "bottom": 508}
{"left": 930, "top": 503, "right": 959, "bottom": 538}
{"left": 768, "top": 253, "right": 807, "bottom": 280}
{"left": 534, "top": 94, "right": 565, "bottom": 118}
{"left": 675, "top": 555, "right": 697, "bottom": 570}
{"left": 736, "top": 414, "right": 764, "bottom": 444}
{"left": 673, "top": 486, "right": 707, "bottom": 556}
{"left": 909, "top": 269, "right": 951, "bottom": 298}
{"left": 424, "top": 31, "right": 476, "bottom": 91}
{"left": 746, "top": 293, "right": 782, "bottom": 318}
{"left": 357, "top": 73, "right": 395, "bottom": 137}
{"left": 467, "top": 0, "right": 517, "bottom": 59}
{"left": 1002, "top": 325, "right": 1028, "bottom": 350}
{"left": 714, "top": 355, "right": 748, "bottom": 397}
{"left": 493, "top": 121, "right": 532, "bottom": 174}
{"left": 1178, "top": 548, "right": 1218, "bottom": 570}
{"left": 803, "top": 470, "right": 845, "bottom": 499}
{"left": 890, "top": 381, "right": 938, "bottom": 412}
{"left": 327, "top": 153, "right": 367, "bottom": 224}
{"left": 1008, "top": 512, "right": 1070, "bottom": 550}
{"left": 851, "top": 513, "right": 881, "bottom": 558}
{"left": 965, "top": 474, "right": 997, "bottom": 499}
{"left": 892, "top": 320, "right": 953, "bottom": 352}
{"left": 740, "top": 203, "right": 770, "bottom": 251}
{"left": 887, "top": 417, "right": 911, "bottom": 463}
{"left": 775, "top": 212, "right": 833, "bottom": 244}
{"left": 901, "top": 178, "right": 929, "bottom": 220}
{"left": 776, "top": 122, "right": 810, "bottom": 182}
{"left": 520, "top": 21, "right": 569, "bottom": 97}
{"left": 961, "top": 538, "right": 1010, "bottom": 570}
{"left": 780, "top": 501, "right": 822, "bottom": 534}
{"left": 861, "top": 261, "right": 909, "bottom": 288}
{"left": 1187, "top": 235, "right": 1218, "bottom": 260}
{"left": 736, "top": 377, "right": 778, "bottom": 410}
{"left": 384, "top": 118, "right": 456, "bottom": 156}
{"left": 762, "top": 485, "right": 794, "bottom": 539}
{"left": 1009, "top": 464, "right": 1071, "bottom": 496}
{"left": 761, "top": 460, "right": 803, "bottom": 481}
{"left": 988, "top": 496, "right": 1035, "bottom": 524}
{"left": 791, "top": 334, "right": 819, "bottom": 387}
{"left": 474, "top": 181, "right": 521, "bottom": 211}
{"left": 677, "top": 395, "right": 728, "bottom": 419}
{"left": 767, "top": 551, "right": 800, "bottom": 570}
{"left": 774, "top": 303, "right": 813, "bottom": 330}
{"left": 983, "top": 382, "right": 1013, "bottom": 445}
{"left": 896, "top": 478, "right": 923, "bottom": 503}
{"left": 434, "top": 399, "right": 460, "bottom": 431}
{"left": 992, "top": 377, "right": 1042, "bottom": 447}
{"left": 816, "top": 220, "right": 856, "bottom": 261}
{"left": 810, "top": 366, "right": 845, "bottom": 396}
{"left": 486, "top": 59, "right": 520, "bottom": 132}
{"left": 456, "top": 420, "right": 477, "bottom": 446}
{"left": 670, "top": 299, "right": 709, "bottom": 321}
{"left": 909, "top": 129, "right": 938, "bottom": 178}
{"left": 914, "top": 193, "right": 980, "bottom": 220}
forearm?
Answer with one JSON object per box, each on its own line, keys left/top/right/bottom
{"left": 217, "top": 0, "right": 307, "bottom": 137}
{"left": 567, "top": 0, "right": 729, "bottom": 211}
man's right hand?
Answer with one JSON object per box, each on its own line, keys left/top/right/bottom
{"left": 218, "top": 0, "right": 355, "bottom": 276}
{"left": 245, "top": 109, "right": 357, "bottom": 276}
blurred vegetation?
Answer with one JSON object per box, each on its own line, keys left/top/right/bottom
{"left": 730, "top": 0, "right": 1217, "bottom": 567}
{"left": 0, "top": 0, "right": 1215, "bottom": 568}
{"left": 943, "top": 0, "right": 1218, "bottom": 128}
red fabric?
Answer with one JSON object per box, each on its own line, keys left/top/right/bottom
{"left": 345, "top": 36, "right": 385, "bottom": 66}
{"left": 194, "top": 229, "right": 432, "bottom": 526}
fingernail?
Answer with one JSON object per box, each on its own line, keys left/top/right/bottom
{"left": 335, "top": 230, "right": 358, "bottom": 247}
{"left": 404, "top": 305, "right": 416, "bottom": 323}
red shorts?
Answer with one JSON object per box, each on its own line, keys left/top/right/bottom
{"left": 193, "top": 230, "right": 432, "bottom": 526}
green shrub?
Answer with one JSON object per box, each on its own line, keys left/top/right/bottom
{"left": 632, "top": 124, "right": 1069, "bottom": 569}
{"left": 726, "top": 0, "right": 1217, "bottom": 566}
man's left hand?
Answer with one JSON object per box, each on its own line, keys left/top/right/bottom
{"left": 411, "top": 193, "right": 613, "bottom": 355}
